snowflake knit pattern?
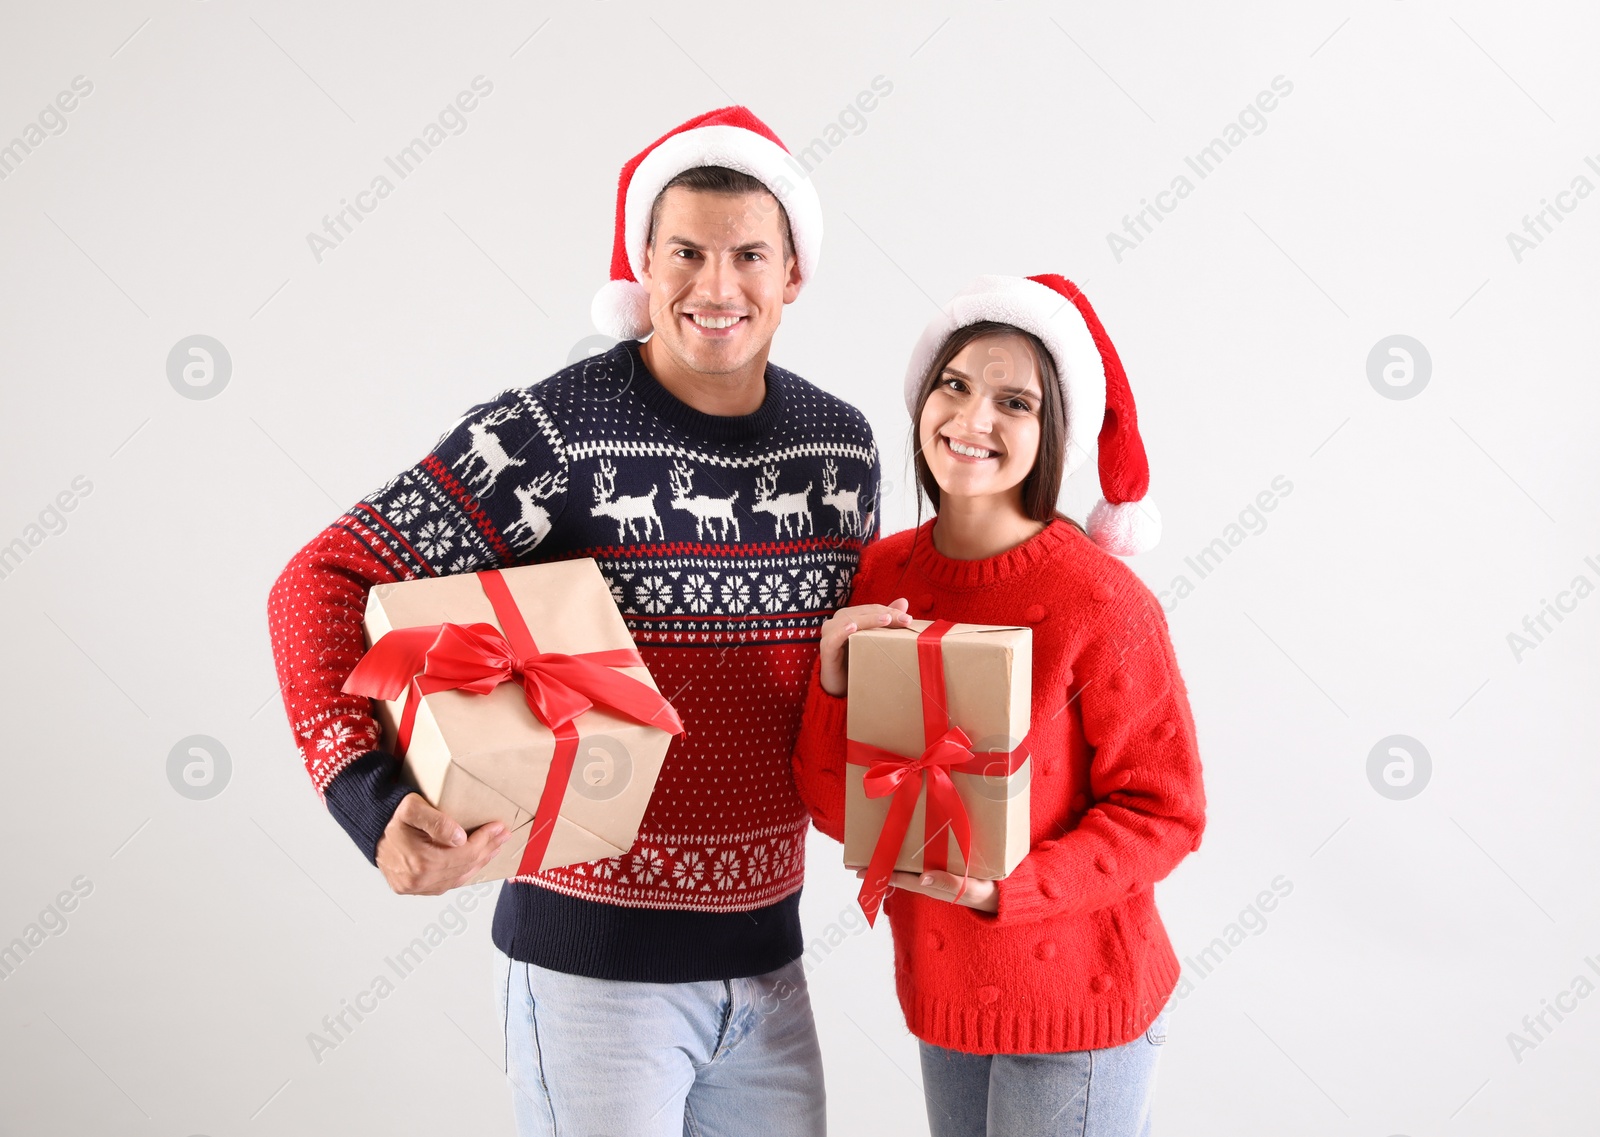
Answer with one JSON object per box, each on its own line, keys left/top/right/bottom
{"left": 792, "top": 517, "right": 1206, "bottom": 1053}
{"left": 268, "top": 340, "right": 879, "bottom": 922}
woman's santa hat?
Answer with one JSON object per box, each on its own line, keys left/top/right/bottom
{"left": 591, "top": 106, "right": 823, "bottom": 341}
{"left": 904, "top": 273, "right": 1161, "bottom": 556}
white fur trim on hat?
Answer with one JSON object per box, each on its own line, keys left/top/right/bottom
{"left": 1088, "top": 497, "right": 1162, "bottom": 556}
{"left": 903, "top": 275, "right": 1107, "bottom": 481}
{"left": 623, "top": 125, "right": 823, "bottom": 288}
{"left": 591, "top": 278, "right": 652, "bottom": 341}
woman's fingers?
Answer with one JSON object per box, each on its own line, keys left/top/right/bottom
{"left": 848, "top": 867, "right": 997, "bottom": 911}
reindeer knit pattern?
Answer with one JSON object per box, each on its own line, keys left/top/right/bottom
{"left": 267, "top": 339, "right": 879, "bottom": 982}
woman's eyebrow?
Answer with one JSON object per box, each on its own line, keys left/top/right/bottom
{"left": 943, "top": 365, "right": 1039, "bottom": 399}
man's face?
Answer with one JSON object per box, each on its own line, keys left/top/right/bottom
{"left": 639, "top": 186, "right": 801, "bottom": 377}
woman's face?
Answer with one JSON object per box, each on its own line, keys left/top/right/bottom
{"left": 917, "top": 332, "right": 1044, "bottom": 509}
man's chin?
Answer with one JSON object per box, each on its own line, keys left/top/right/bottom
{"left": 654, "top": 332, "right": 759, "bottom": 378}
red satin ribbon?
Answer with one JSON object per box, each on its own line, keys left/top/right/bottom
{"left": 849, "top": 620, "right": 1029, "bottom": 925}
{"left": 342, "top": 568, "right": 683, "bottom": 875}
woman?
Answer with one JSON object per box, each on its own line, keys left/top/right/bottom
{"left": 792, "top": 274, "right": 1206, "bottom": 1136}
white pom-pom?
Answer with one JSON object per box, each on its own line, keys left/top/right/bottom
{"left": 591, "top": 279, "right": 652, "bottom": 340}
{"left": 1088, "top": 497, "right": 1162, "bottom": 556}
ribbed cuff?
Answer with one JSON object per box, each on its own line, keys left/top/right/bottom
{"left": 993, "top": 843, "right": 1135, "bottom": 927}
{"left": 993, "top": 853, "right": 1054, "bottom": 926}
{"left": 323, "top": 750, "right": 417, "bottom": 866}
{"left": 799, "top": 666, "right": 849, "bottom": 738}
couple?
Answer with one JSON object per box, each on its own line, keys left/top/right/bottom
{"left": 267, "top": 105, "right": 1207, "bottom": 1137}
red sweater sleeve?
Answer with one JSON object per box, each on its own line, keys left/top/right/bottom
{"left": 991, "top": 576, "right": 1206, "bottom": 927}
{"left": 790, "top": 543, "right": 892, "bottom": 842}
{"left": 791, "top": 661, "right": 850, "bottom": 842}
{"left": 265, "top": 387, "right": 564, "bottom": 862}
{"left": 266, "top": 523, "right": 405, "bottom": 800}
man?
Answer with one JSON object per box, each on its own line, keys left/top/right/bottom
{"left": 267, "top": 106, "right": 879, "bottom": 1136}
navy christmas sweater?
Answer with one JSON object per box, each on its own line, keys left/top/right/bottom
{"left": 267, "top": 340, "right": 879, "bottom": 981}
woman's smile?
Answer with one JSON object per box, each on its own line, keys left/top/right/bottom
{"left": 941, "top": 434, "right": 1001, "bottom": 461}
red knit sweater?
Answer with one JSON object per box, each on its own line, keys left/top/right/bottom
{"left": 792, "top": 516, "right": 1206, "bottom": 1054}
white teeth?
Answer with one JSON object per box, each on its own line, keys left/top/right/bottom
{"left": 691, "top": 314, "right": 741, "bottom": 329}
{"left": 947, "top": 438, "right": 996, "bottom": 459}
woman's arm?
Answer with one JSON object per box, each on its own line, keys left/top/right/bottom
{"left": 790, "top": 555, "right": 912, "bottom": 842}
{"left": 986, "top": 578, "right": 1207, "bottom": 927}
{"left": 791, "top": 659, "right": 852, "bottom": 842}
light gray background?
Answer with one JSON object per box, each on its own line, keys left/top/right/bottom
{"left": 2, "top": 1, "right": 1596, "bottom": 1133}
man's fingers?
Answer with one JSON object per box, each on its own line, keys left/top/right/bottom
{"left": 396, "top": 793, "right": 467, "bottom": 847}
{"left": 464, "top": 820, "right": 511, "bottom": 861}
{"left": 444, "top": 824, "right": 510, "bottom": 888}
{"left": 383, "top": 817, "right": 510, "bottom": 896}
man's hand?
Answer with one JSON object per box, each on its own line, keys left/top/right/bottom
{"left": 818, "top": 598, "right": 913, "bottom": 696}
{"left": 376, "top": 793, "right": 512, "bottom": 895}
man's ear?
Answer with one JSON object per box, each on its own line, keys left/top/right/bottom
{"left": 638, "top": 237, "right": 654, "bottom": 285}
{"left": 781, "top": 252, "right": 802, "bottom": 304}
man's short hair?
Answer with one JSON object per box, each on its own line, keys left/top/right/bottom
{"left": 646, "top": 166, "right": 796, "bottom": 263}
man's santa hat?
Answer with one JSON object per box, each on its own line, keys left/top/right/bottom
{"left": 904, "top": 273, "right": 1161, "bottom": 556}
{"left": 591, "top": 106, "right": 823, "bottom": 341}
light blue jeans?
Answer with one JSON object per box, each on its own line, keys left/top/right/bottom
{"left": 493, "top": 945, "right": 826, "bottom": 1137}
{"left": 918, "top": 997, "right": 1172, "bottom": 1137}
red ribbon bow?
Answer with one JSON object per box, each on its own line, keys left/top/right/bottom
{"left": 848, "top": 620, "right": 1028, "bottom": 925}
{"left": 342, "top": 568, "right": 683, "bottom": 876}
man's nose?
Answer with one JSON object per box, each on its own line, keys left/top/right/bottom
{"left": 692, "top": 255, "right": 740, "bottom": 304}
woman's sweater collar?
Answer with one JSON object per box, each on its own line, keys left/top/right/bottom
{"left": 905, "top": 515, "right": 1078, "bottom": 589}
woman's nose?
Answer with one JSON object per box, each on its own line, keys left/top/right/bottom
{"left": 958, "top": 399, "right": 994, "bottom": 432}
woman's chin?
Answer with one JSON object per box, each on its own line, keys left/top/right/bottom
{"left": 933, "top": 479, "right": 1009, "bottom": 504}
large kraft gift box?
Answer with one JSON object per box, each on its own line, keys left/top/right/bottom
{"left": 344, "top": 558, "right": 682, "bottom": 884}
{"left": 844, "top": 619, "right": 1032, "bottom": 921}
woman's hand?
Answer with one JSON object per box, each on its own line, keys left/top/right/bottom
{"left": 855, "top": 867, "right": 999, "bottom": 913}
{"left": 818, "top": 598, "right": 913, "bottom": 696}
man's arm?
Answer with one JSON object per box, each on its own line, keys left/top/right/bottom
{"left": 265, "top": 386, "right": 569, "bottom": 889}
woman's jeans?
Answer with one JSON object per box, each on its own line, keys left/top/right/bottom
{"left": 918, "top": 996, "right": 1173, "bottom": 1137}
{"left": 493, "top": 944, "right": 826, "bottom": 1137}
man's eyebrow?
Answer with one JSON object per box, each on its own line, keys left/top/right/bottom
{"left": 662, "top": 236, "right": 775, "bottom": 253}
{"left": 940, "top": 364, "right": 1040, "bottom": 398}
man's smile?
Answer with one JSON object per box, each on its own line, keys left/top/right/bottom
{"left": 685, "top": 312, "right": 747, "bottom": 336}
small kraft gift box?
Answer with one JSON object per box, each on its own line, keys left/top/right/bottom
{"left": 844, "top": 619, "right": 1032, "bottom": 923}
{"left": 342, "top": 558, "right": 683, "bottom": 884}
